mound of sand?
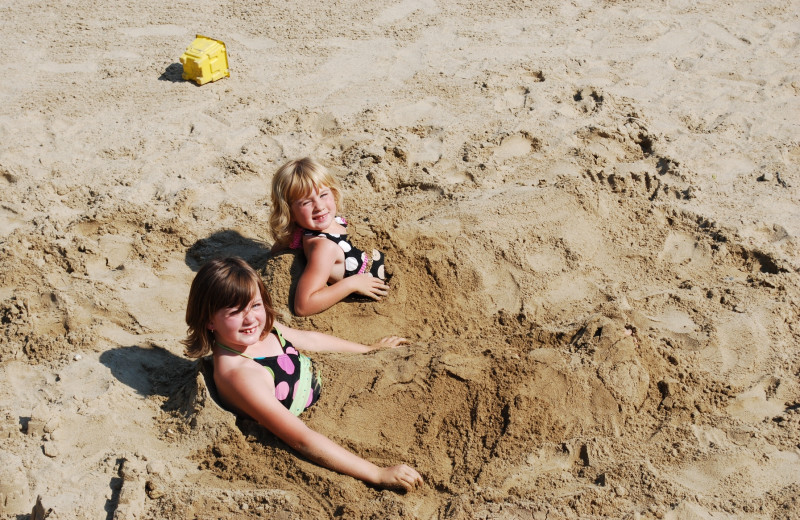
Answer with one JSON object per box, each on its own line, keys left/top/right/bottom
{"left": 1, "top": 0, "right": 799, "bottom": 518}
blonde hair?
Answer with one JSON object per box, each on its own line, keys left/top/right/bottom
{"left": 269, "top": 158, "right": 343, "bottom": 247}
{"left": 183, "top": 257, "right": 275, "bottom": 358}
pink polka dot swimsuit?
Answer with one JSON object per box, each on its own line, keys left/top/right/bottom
{"left": 217, "top": 329, "right": 321, "bottom": 413}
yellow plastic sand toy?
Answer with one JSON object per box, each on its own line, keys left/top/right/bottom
{"left": 179, "top": 35, "right": 229, "bottom": 85}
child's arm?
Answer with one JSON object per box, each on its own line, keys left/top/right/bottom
{"left": 274, "top": 321, "right": 407, "bottom": 353}
{"left": 294, "top": 239, "right": 389, "bottom": 316}
{"left": 216, "top": 362, "right": 423, "bottom": 491}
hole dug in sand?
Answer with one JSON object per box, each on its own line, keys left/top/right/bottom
{"left": 169, "top": 307, "right": 671, "bottom": 518}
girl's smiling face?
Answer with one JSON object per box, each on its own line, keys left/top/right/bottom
{"left": 208, "top": 295, "right": 267, "bottom": 350}
{"left": 290, "top": 185, "right": 337, "bottom": 232}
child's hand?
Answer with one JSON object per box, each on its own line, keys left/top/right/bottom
{"left": 369, "top": 336, "right": 408, "bottom": 350}
{"left": 376, "top": 464, "right": 423, "bottom": 492}
{"left": 350, "top": 273, "right": 389, "bottom": 300}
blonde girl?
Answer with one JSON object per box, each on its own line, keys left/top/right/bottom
{"left": 269, "top": 158, "right": 388, "bottom": 316}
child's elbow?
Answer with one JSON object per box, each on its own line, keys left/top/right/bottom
{"left": 287, "top": 435, "right": 313, "bottom": 454}
{"left": 283, "top": 428, "right": 318, "bottom": 459}
{"left": 293, "top": 301, "right": 312, "bottom": 317}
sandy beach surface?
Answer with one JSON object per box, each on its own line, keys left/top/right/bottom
{"left": 1, "top": 0, "right": 799, "bottom": 518}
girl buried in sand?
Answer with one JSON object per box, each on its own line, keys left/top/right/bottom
{"left": 184, "top": 257, "right": 422, "bottom": 491}
{"left": 269, "top": 157, "right": 388, "bottom": 316}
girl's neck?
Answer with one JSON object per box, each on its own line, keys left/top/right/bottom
{"left": 214, "top": 338, "right": 243, "bottom": 352}
{"left": 215, "top": 340, "right": 253, "bottom": 358}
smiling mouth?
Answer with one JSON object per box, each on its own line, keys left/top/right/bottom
{"left": 241, "top": 326, "right": 258, "bottom": 334}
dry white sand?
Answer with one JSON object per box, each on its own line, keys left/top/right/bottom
{"left": 1, "top": 0, "right": 799, "bottom": 518}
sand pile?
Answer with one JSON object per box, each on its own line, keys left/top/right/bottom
{"left": 1, "top": 0, "right": 799, "bottom": 518}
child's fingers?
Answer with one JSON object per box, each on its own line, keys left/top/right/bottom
{"left": 354, "top": 275, "right": 389, "bottom": 299}
{"left": 377, "top": 336, "right": 408, "bottom": 348}
{"left": 409, "top": 470, "right": 423, "bottom": 488}
{"left": 369, "top": 336, "right": 407, "bottom": 349}
{"left": 398, "top": 465, "right": 423, "bottom": 491}
{"left": 363, "top": 288, "right": 385, "bottom": 300}
{"left": 364, "top": 280, "right": 388, "bottom": 298}
{"left": 383, "top": 464, "right": 423, "bottom": 491}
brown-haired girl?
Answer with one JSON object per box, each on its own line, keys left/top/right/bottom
{"left": 184, "top": 257, "right": 422, "bottom": 491}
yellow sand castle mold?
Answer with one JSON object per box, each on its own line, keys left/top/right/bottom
{"left": 179, "top": 35, "right": 229, "bottom": 85}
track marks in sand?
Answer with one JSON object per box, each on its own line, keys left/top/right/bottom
{"left": 576, "top": 121, "right": 693, "bottom": 202}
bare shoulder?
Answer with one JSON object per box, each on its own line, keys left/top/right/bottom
{"left": 212, "top": 357, "right": 289, "bottom": 422}
{"left": 214, "top": 355, "right": 272, "bottom": 389}
{"left": 303, "top": 234, "right": 342, "bottom": 261}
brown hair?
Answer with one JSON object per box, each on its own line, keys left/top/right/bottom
{"left": 183, "top": 257, "right": 275, "bottom": 358}
{"left": 269, "top": 157, "right": 343, "bottom": 247}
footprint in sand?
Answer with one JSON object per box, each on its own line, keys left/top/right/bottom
{"left": 657, "top": 231, "right": 713, "bottom": 272}
{"left": 493, "top": 86, "right": 530, "bottom": 112}
{"left": 459, "top": 131, "right": 541, "bottom": 169}
{"left": 573, "top": 87, "right": 604, "bottom": 113}
{"left": 387, "top": 99, "right": 445, "bottom": 127}
{"left": 479, "top": 66, "right": 545, "bottom": 113}
{"left": 576, "top": 123, "right": 692, "bottom": 201}
{"left": 492, "top": 133, "right": 539, "bottom": 161}
{"left": 727, "top": 375, "right": 786, "bottom": 422}
{"left": 0, "top": 205, "right": 24, "bottom": 237}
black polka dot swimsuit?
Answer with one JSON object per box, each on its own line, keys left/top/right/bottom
{"left": 295, "top": 217, "right": 386, "bottom": 280}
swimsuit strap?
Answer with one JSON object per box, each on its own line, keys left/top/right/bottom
{"left": 299, "top": 216, "right": 349, "bottom": 241}
{"left": 215, "top": 341, "right": 255, "bottom": 359}
{"left": 289, "top": 227, "right": 304, "bottom": 249}
{"left": 273, "top": 327, "right": 287, "bottom": 347}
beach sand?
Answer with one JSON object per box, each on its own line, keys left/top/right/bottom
{"left": 1, "top": 0, "right": 799, "bottom": 518}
